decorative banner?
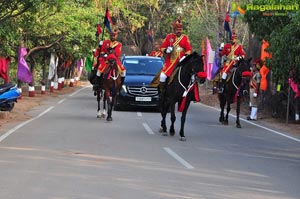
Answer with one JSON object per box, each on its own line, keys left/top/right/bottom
{"left": 17, "top": 47, "right": 32, "bottom": 83}
{"left": 0, "top": 57, "right": 10, "bottom": 83}
{"left": 103, "top": 7, "right": 113, "bottom": 33}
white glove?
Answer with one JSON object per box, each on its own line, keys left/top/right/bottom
{"left": 99, "top": 41, "right": 103, "bottom": 46}
{"left": 179, "top": 55, "right": 186, "bottom": 62}
{"left": 235, "top": 56, "right": 242, "bottom": 61}
{"left": 220, "top": 42, "right": 224, "bottom": 49}
{"left": 103, "top": 54, "right": 108, "bottom": 58}
{"left": 253, "top": 92, "right": 257, "bottom": 97}
{"left": 166, "top": 46, "right": 173, "bottom": 54}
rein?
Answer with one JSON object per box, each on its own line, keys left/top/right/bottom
{"left": 178, "top": 66, "right": 196, "bottom": 97}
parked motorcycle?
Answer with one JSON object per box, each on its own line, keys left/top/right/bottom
{"left": 0, "top": 82, "right": 20, "bottom": 111}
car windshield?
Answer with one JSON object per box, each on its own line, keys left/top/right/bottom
{"left": 123, "top": 58, "right": 163, "bottom": 75}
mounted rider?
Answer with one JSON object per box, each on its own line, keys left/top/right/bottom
{"left": 159, "top": 17, "right": 192, "bottom": 98}
{"left": 218, "top": 30, "right": 246, "bottom": 93}
{"left": 149, "top": 41, "right": 163, "bottom": 57}
{"left": 95, "top": 30, "right": 126, "bottom": 86}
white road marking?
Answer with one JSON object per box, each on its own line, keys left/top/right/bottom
{"left": 0, "top": 107, "right": 54, "bottom": 143}
{"left": 164, "top": 147, "right": 194, "bottom": 169}
{"left": 137, "top": 112, "right": 142, "bottom": 117}
{"left": 58, "top": 99, "right": 66, "bottom": 104}
{"left": 142, "top": 123, "right": 154, "bottom": 135}
{"left": 199, "top": 103, "right": 300, "bottom": 143}
{"left": 69, "top": 87, "right": 87, "bottom": 96}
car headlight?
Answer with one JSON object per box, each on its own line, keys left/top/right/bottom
{"left": 121, "top": 85, "right": 127, "bottom": 93}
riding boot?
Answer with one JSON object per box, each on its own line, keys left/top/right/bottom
{"left": 218, "top": 79, "right": 226, "bottom": 93}
{"left": 159, "top": 81, "right": 166, "bottom": 107}
{"left": 218, "top": 72, "right": 227, "bottom": 93}
{"left": 121, "top": 76, "right": 125, "bottom": 86}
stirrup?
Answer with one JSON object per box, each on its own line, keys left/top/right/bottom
{"left": 218, "top": 87, "right": 224, "bottom": 93}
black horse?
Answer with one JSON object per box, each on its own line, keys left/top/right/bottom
{"left": 218, "top": 58, "right": 252, "bottom": 128}
{"left": 160, "top": 52, "right": 206, "bottom": 141}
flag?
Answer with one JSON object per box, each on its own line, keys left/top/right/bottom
{"left": 148, "top": 30, "right": 153, "bottom": 43}
{"left": 95, "top": 24, "right": 102, "bottom": 38}
{"left": 85, "top": 54, "right": 93, "bottom": 72}
{"left": 224, "top": 12, "right": 232, "bottom": 40}
{"left": 0, "top": 57, "right": 10, "bottom": 83}
{"left": 103, "top": 7, "right": 113, "bottom": 33}
{"left": 206, "top": 37, "right": 215, "bottom": 80}
{"left": 201, "top": 39, "right": 206, "bottom": 72}
{"left": 17, "top": 47, "right": 32, "bottom": 83}
{"left": 261, "top": 39, "right": 272, "bottom": 61}
{"left": 48, "top": 53, "right": 57, "bottom": 80}
{"left": 211, "top": 47, "right": 220, "bottom": 79}
{"left": 260, "top": 39, "right": 271, "bottom": 91}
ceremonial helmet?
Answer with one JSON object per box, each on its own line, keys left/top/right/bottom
{"left": 109, "top": 29, "right": 118, "bottom": 37}
{"left": 253, "top": 58, "right": 262, "bottom": 70}
{"left": 172, "top": 16, "right": 183, "bottom": 29}
{"left": 231, "top": 29, "right": 237, "bottom": 40}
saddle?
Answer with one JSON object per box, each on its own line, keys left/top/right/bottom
{"left": 150, "top": 67, "right": 180, "bottom": 87}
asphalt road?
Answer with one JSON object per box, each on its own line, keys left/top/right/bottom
{"left": 0, "top": 86, "right": 299, "bottom": 199}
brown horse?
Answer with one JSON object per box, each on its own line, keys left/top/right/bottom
{"left": 101, "top": 56, "right": 122, "bottom": 121}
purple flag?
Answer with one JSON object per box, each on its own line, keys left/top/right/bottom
{"left": 17, "top": 47, "right": 32, "bottom": 83}
{"left": 211, "top": 47, "right": 220, "bottom": 79}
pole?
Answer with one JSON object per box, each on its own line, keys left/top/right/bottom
{"left": 286, "top": 83, "right": 290, "bottom": 124}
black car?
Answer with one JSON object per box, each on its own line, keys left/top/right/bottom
{"left": 115, "top": 55, "right": 164, "bottom": 110}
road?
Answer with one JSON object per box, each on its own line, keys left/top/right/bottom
{"left": 0, "top": 86, "right": 299, "bottom": 199}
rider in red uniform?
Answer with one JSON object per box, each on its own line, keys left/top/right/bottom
{"left": 218, "top": 30, "right": 246, "bottom": 93}
{"left": 159, "top": 17, "right": 192, "bottom": 96}
{"left": 95, "top": 30, "right": 126, "bottom": 85}
{"left": 149, "top": 42, "right": 163, "bottom": 57}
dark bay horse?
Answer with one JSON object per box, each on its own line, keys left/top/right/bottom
{"left": 101, "top": 57, "right": 122, "bottom": 121}
{"left": 160, "top": 52, "right": 206, "bottom": 141}
{"left": 88, "top": 65, "right": 106, "bottom": 118}
{"left": 218, "top": 58, "right": 252, "bottom": 128}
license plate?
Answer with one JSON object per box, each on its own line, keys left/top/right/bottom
{"left": 135, "top": 97, "right": 151, "bottom": 102}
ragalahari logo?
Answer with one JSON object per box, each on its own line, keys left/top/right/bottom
{"left": 230, "top": 2, "right": 246, "bottom": 17}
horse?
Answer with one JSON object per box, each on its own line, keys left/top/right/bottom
{"left": 101, "top": 56, "right": 122, "bottom": 121}
{"left": 88, "top": 65, "right": 106, "bottom": 119}
{"left": 160, "top": 52, "right": 206, "bottom": 141}
{"left": 218, "top": 58, "right": 252, "bottom": 128}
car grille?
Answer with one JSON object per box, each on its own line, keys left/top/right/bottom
{"left": 127, "top": 86, "right": 158, "bottom": 96}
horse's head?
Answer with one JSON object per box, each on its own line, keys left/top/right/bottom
{"left": 234, "top": 57, "right": 252, "bottom": 95}
{"left": 107, "top": 53, "right": 117, "bottom": 67}
{"left": 236, "top": 57, "right": 252, "bottom": 80}
{"left": 179, "top": 52, "right": 206, "bottom": 83}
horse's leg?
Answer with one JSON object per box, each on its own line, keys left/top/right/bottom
{"left": 101, "top": 90, "right": 107, "bottom": 118}
{"left": 236, "top": 96, "right": 242, "bottom": 128}
{"left": 224, "top": 101, "right": 231, "bottom": 125}
{"left": 179, "top": 101, "right": 191, "bottom": 141}
{"left": 96, "top": 90, "right": 101, "bottom": 118}
{"left": 219, "top": 94, "right": 225, "bottom": 123}
{"left": 103, "top": 89, "right": 112, "bottom": 121}
{"left": 160, "top": 101, "right": 168, "bottom": 136}
{"left": 169, "top": 102, "right": 176, "bottom": 136}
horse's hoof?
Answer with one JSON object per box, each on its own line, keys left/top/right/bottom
{"left": 162, "top": 132, "right": 168, "bottom": 136}
{"left": 97, "top": 115, "right": 101, "bottom": 118}
{"left": 169, "top": 131, "right": 175, "bottom": 136}
{"left": 101, "top": 114, "right": 106, "bottom": 118}
{"left": 106, "top": 117, "right": 112, "bottom": 121}
{"left": 219, "top": 117, "right": 224, "bottom": 122}
{"left": 223, "top": 121, "right": 228, "bottom": 125}
{"left": 236, "top": 124, "right": 242, "bottom": 128}
{"left": 179, "top": 136, "right": 186, "bottom": 141}
{"left": 159, "top": 127, "right": 167, "bottom": 133}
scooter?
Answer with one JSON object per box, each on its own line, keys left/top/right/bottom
{"left": 0, "top": 82, "right": 20, "bottom": 112}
